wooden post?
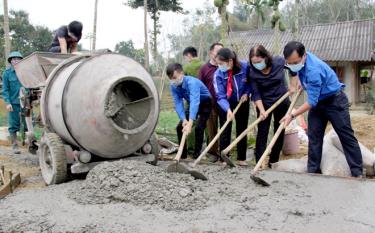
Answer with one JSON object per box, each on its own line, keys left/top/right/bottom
{"left": 8, "top": 171, "right": 12, "bottom": 193}
{"left": 92, "top": 0, "right": 99, "bottom": 51}
{"left": 143, "top": 0, "right": 150, "bottom": 71}
{"left": 3, "top": 0, "right": 11, "bottom": 68}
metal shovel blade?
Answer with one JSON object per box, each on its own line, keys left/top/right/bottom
{"left": 189, "top": 169, "right": 208, "bottom": 180}
{"left": 220, "top": 152, "right": 236, "bottom": 168}
{"left": 166, "top": 162, "right": 190, "bottom": 174}
{"left": 250, "top": 174, "right": 270, "bottom": 187}
{"left": 166, "top": 162, "right": 208, "bottom": 181}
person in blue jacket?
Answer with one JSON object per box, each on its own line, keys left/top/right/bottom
{"left": 281, "top": 41, "right": 363, "bottom": 177}
{"left": 166, "top": 63, "right": 212, "bottom": 159}
{"left": 2, "top": 51, "right": 24, "bottom": 154}
{"left": 213, "top": 48, "right": 251, "bottom": 166}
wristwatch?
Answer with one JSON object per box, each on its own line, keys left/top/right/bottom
{"left": 291, "top": 113, "right": 296, "bottom": 120}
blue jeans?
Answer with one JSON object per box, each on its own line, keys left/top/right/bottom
{"left": 307, "top": 91, "right": 363, "bottom": 177}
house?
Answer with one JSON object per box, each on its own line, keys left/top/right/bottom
{"left": 230, "top": 19, "right": 375, "bottom": 105}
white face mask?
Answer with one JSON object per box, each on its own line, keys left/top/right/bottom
{"left": 170, "top": 76, "right": 183, "bottom": 87}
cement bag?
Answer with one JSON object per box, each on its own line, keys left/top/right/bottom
{"left": 271, "top": 156, "right": 307, "bottom": 173}
{"left": 330, "top": 130, "right": 375, "bottom": 176}
{"left": 320, "top": 131, "right": 351, "bottom": 177}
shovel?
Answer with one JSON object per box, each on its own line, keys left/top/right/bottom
{"left": 250, "top": 90, "right": 302, "bottom": 186}
{"left": 191, "top": 100, "right": 244, "bottom": 169}
{"left": 166, "top": 131, "right": 208, "bottom": 180}
{"left": 220, "top": 92, "right": 291, "bottom": 167}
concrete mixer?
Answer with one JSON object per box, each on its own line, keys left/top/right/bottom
{"left": 14, "top": 51, "right": 160, "bottom": 185}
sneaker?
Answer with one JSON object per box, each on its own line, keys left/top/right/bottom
{"left": 237, "top": 160, "right": 248, "bottom": 166}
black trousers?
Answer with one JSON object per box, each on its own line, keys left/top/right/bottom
{"left": 255, "top": 100, "right": 290, "bottom": 166}
{"left": 49, "top": 46, "right": 61, "bottom": 53}
{"left": 176, "top": 99, "right": 212, "bottom": 159}
{"left": 308, "top": 91, "right": 363, "bottom": 177}
{"left": 218, "top": 100, "right": 250, "bottom": 161}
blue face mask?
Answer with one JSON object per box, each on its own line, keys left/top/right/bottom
{"left": 218, "top": 65, "right": 229, "bottom": 72}
{"left": 287, "top": 62, "right": 305, "bottom": 73}
{"left": 253, "top": 61, "right": 266, "bottom": 71}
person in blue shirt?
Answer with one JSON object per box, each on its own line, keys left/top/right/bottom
{"left": 166, "top": 63, "right": 212, "bottom": 159}
{"left": 249, "top": 45, "right": 297, "bottom": 167}
{"left": 281, "top": 41, "right": 363, "bottom": 177}
{"left": 214, "top": 48, "right": 251, "bottom": 166}
{"left": 2, "top": 51, "right": 25, "bottom": 154}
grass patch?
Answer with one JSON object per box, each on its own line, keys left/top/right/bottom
{"left": 156, "top": 110, "right": 179, "bottom": 143}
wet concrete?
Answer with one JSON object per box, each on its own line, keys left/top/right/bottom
{"left": 1, "top": 158, "right": 375, "bottom": 232}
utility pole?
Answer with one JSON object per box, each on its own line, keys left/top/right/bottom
{"left": 92, "top": 0, "right": 99, "bottom": 51}
{"left": 144, "top": 0, "right": 150, "bottom": 71}
{"left": 3, "top": 0, "right": 11, "bottom": 67}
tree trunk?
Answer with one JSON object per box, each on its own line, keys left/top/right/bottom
{"left": 143, "top": 0, "right": 150, "bottom": 71}
{"left": 354, "top": 0, "right": 360, "bottom": 20}
{"left": 293, "top": 0, "right": 300, "bottom": 39}
{"left": 198, "top": 26, "right": 204, "bottom": 60}
{"left": 3, "top": 0, "right": 11, "bottom": 68}
{"left": 152, "top": 11, "right": 158, "bottom": 61}
{"left": 92, "top": 0, "right": 98, "bottom": 51}
{"left": 219, "top": 7, "right": 228, "bottom": 47}
{"left": 274, "top": 19, "right": 281, "bottom": 55}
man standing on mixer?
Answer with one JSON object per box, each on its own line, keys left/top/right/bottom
{"left": 49, "top": 21, "right": 83, "bottom": 54}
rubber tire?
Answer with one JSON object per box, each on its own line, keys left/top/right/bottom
{"left": 146, "top": 133, "right": 160, "bottom": 166}
{"left": 38, "top": 133, "right": 67, "bottom": 185}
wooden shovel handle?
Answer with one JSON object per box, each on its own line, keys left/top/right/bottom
{"left": 192, "top": 100, "right": 244, "bottom": 167}
{"left": 251, "top": 89, "right": 302, "bottom": 175}
{"left": 174, "top": 131, "right": 188, "bottom": 162}
{"left": 222, "top": 92, "right": 290, "bottom": 156}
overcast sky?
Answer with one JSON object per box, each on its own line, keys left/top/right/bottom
{"left": 1, "top": 0, "right": 288, "bottom": 53}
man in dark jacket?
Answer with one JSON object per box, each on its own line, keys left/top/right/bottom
{"left": 49, "top": 21, "right": 83, "bottom": 54}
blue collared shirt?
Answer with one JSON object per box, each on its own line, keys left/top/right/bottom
{"left": 297, "top": 52, "right": 344, "bottom": 107}
{"left": 170, "top": 75, "right": 211, "bottom": 121}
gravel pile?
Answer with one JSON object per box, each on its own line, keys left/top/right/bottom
{"left": 69, "top": 160, "right": 210, "bottom": 211}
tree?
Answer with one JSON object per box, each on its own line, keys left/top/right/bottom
{"left": 214, "top": 0, "right": 230, "bottom": 46}
{"left": 0, "top": 10, "right": 53, "bottom": 71}
{"left": 126, "top": 0, "right": 183, "bottom": 60}
{"left": 167, "top": 3, "right": 220, "bottom": 63}
{"left": 268, "top": 0, "right": 286, "bottom": 55}
{"left": 282, "top": 0, "right": 375, "bottom": 27}
{"left": 92, "top": 0, "right": 99, "bottom": 51}
{"left": 143, "top": 0, "right": 150, "bottom": 71}
{"left": 115, "top": 40, "right": 146, "bottom": 65}
{"left": 241, "top": 0, "right": 267, "bottom": 29}
{"left": 2, "top": 0, "right": 11, "bottom": 67}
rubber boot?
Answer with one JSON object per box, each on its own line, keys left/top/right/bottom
{"left": 10, "top": 133, "right": 21, "bottom": 154}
